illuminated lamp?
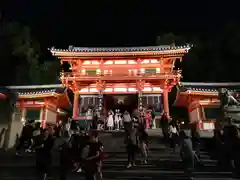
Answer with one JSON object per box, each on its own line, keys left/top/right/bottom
{"left": 0, "top": 93, "right": 7, "bottom": 99}
{"left": 105, "top": 61, "right": 113, "bottom": 65}
{"left": 114, "top": 88, "right": 127, "bottom": 92}
{"left": 96, "top": 69, "right": 101, "bottom": 74}
{"left": 142, "top": 60, "right": 149, "bottom": 64}
{"left": 153, "top": 87, "right": 162, "bottom": 92}
{"left": 81, "top": 69, "right": 86, "bottom": 75}
{"left": 156, "top": 68, "right": 160, "bottom": 73}
{"left": 140, "top": 68, "right": 145, "bottom": 74}
{"left": 128, "top": 88, "right": 137, "bottom": 92}
{"left": 104, "top": 88, "right": 113, "bottom": 92}
{"left": 143, "top": 87, "right": 152, "bottom": 92}
{"left": 150, "top": 59, "right": 158, "bottom": 63}
{"left": 80, "top": 88, "right": 89, "bottom": 92}
{"left": 115, "top": 60, "right": 126, "bottom": 64}
{"left": 104, "top": 70, "right": 108, "bottom": 74}
{"left": 128, "top": 60, "right": 136, "bottom": 64}
{"left": 89, "top": 88, "right": 98, "bottom": 92}
{"left": 83, "top": 61, "right": 91, "bottom": 65}
{"left": 92, "top": 61, "right": 100, "bottom": 65}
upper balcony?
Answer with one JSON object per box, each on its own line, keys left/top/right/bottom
{"left": 60, "top": 70, "right": 182, "bottom": 82}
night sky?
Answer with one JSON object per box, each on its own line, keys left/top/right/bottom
{"left": 3, "top": 1, "right": 239, "bottom": 48}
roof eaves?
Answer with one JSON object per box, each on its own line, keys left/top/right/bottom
{"left": 181, "top": 82, "right": 240, "bottom": 87}
{"left": 50, "top": 45, "right": 191, "bottom": 53}
{"left": 7, "top": 84, "right": 63, "bottom": 90}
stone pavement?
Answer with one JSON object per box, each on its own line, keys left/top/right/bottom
{"left": 0, "top": 131, "right": 234, "bottom": 180}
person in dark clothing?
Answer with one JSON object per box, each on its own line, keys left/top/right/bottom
{"left": 59, "top": 132, "right": 71, "bottom": 180}
{"left": 212, "top": 129, "right": 223, "bottom": 164}
{"left": 54, "top": 123, "right": 62, "bottom": 137}
{"left": 35, "top": 129, "right": 54, "bottom": 180}
{"left": 222, "top": 122, "right": 239, "bottom": 168}
{"left": 84, "top": 131, "right": 103, "bottom": 180}
{"left": 16, "top": 123, "right": 34, "bottom": 155}
{"left": 191, "top": 130, "right": 201, "bottom": 159}
{"left": 233, "top": 129, "right": 240, "bottom": 178}
{"left": 160, "top": 112, "right": 169, "bottom": 145}
{"left": 69, "top": 129, "right": 81, "bottom": 171}
{"left": 125, "top": 126, "right": 138, "bottom": 168}
{"left": 138, "top": 124, "right": 149, "bottom": 164}
{"left": 179, "top": 131, "right": 195, "bottom": 180}
{"left": 92, "top": 113, "right": 98, "bottom": 130}
{"left": 75, "top": 128, "right": 90, "bottom": 172}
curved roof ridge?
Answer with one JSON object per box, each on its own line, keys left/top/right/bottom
{"left": 50, "top": 44, "right": 191, "bottom": 53}
{"left": 72, "top": 45, "right": 171, "bottom": 50}
{"left": 7, "top": 84, "right": 63, "bottom": 89}
{"left": 181, "top": 82, "right": 240, "bottom": 87}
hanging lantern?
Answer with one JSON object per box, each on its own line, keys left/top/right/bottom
{"left": 0, "top": 93, "right": 6, "bottom": 99}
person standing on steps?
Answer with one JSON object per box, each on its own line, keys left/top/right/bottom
{"left": 107, "top": 109, "right": 114, "bottom": 130}
{"left": 69, "top": 129, "right": 81, "bottom": 171}
{"left": 123, "top": 110, "right": 132, "bottom": 135}
{"left": 84, "top": 131, "right": 104, "bottom": 180}
{"left": 169, "top": 122, "right": 179, "bottom": 152}
{"left": 138, "top": 123, "right": 149, "bottom": 164}
{"left": 125, "top": 123, "right": 138, "bottom": 168}
{"left": 160, "top": 112, "right": 170, "bottom": 146}
{"left": 59, "top": 132, "right": 71, "bottom": 180}
{"left": 35, "top": 129, "right": 54, "bottom": 180}
{"left": 179, "top": 130, "right": 195, "bottom": 180}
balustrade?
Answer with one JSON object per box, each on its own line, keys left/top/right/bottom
{"left": 60, "top": 70, "right": 181, "bottom": 80}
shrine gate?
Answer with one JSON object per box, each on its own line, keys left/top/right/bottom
{"left": 50, "top": 45, "right": 190, "bottom": 120}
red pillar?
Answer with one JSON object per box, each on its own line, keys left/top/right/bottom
{"left": 41, "top": 106, "right": 46, "bottom": 129}
{"left": 163, "top": 88, "right": 170, "bottom": 118}
{"left": 72, "top": 91, "right": 79, "bottom": 119}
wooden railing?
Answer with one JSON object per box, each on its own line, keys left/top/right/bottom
{"left": 60, "top": 71, "right": 181, "bottom": 81}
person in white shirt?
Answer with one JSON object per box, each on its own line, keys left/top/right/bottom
{"left": 169, "top": 122, "right": 179, "bottom": 152}
{"left": 107, "top": 110, "right": 114, "bottom": 130}
{"left": 114, "top": 109, "right": 121, "bottom": 130}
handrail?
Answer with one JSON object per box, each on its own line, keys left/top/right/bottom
{"left": 60, "top": 71, "right": 181, "bottom": 78}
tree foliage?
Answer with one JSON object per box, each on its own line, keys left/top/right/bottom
{"left": 0, "top": 21, "right": 59, "bottom": 85}
{"left": 157, "top": 25, "right": 240, "bottom": 82}
{"left": 156, "top": 33, "right": 187, "bottom": 46}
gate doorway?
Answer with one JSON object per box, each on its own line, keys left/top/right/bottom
{"left": 104, "top": 94, "right": 138, "bottom": 114}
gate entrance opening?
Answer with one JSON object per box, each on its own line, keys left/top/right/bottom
{"left": 104, "top": 94, "right": 138, "bottom": 114}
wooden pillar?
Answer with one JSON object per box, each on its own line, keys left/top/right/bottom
{"left": 100, "top": 59, "right": 104, "bottom": 75}
{"left": 73, "top": 91, "right": 79, "bottom": 119}
{"left": 137, "top": 80, "right": 144, "bottom": 115}
{"left": 96, "top": 81, "right": 105, "bottom": 118}
{"left": 41, "top": 106, "right": 46, "bottom": 129}
{"left": 163, "top": 88, "right": 170, "bottom": 118}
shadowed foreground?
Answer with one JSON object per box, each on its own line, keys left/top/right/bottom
{"left": 0, "top": 131, "right": 234, "bottom": 180}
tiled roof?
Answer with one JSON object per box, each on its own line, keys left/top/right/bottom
{"left": 50, "top": 45, "right": 191, "bottom": 53}
{"left": 180, "top": 82, "right": 240, "bottom": 93}
{"left": 7, "top": 84, "right": 66, "bottom": 96}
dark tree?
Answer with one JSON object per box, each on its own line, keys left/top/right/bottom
{"left": 0, "top": 21, "right": 59, "bottom": 85}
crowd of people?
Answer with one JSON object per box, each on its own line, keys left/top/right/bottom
{"left": 84, "top": 107, "right": 157, "bottom": 131}
{"left": 14, "top": 110, "right": 240, "bottom": 180}
{"left": 15, "top": 120, "right": 104, "bottom": 180}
